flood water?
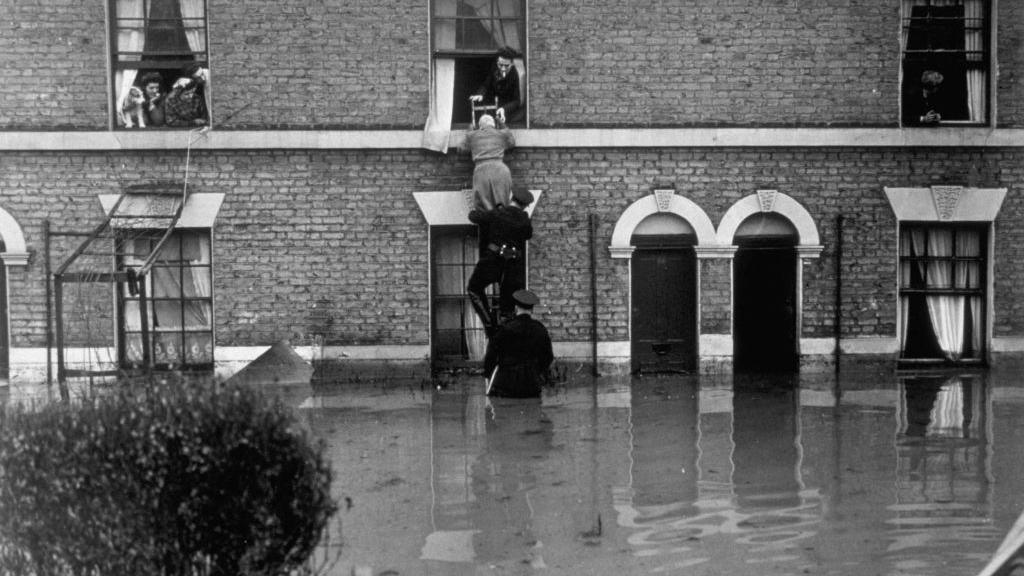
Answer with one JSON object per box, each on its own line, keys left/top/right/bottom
{"left": 293, "top": 371, "right": 1024, "bottom": 576}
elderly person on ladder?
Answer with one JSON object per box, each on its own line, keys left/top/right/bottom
{"left": 463, "top": 113, "right": 515, "bottom": 211}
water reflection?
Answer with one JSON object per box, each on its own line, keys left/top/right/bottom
{"left": 292, "top": 371, "right": 1022, "bottom": 576}
{"left": 888, "top": 375, "right": 996, "bottom": 573}
{"left": 422, "top": 390, "right": 552, "bottom": 572}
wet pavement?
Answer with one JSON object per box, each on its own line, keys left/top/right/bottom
{"left": 296, "top": 371, "right": 1024, "bottom": 576}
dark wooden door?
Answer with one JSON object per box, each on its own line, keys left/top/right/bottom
{"left": 631, "top": 243, "right": 697, "bottom": 373}
{"left": 734, "top": 244, "right": 797, "bottom": 372}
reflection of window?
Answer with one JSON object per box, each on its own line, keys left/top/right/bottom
{"left": 901, "top": 0, "right": 989, "bottom": 125}
{"left": 110, "top": 0, "right": 208, "bottom": 128}
{"left": 430, "top": 0, "right": 526, "bottom": 127}
{"left": 431, "top": 226, "right": 490, "bottom": 368}
{"left": 118, "top": 229, "right": 213, "bottom": 369}
{"left": 899, "top": 224, "right": 985, "bottom": 362}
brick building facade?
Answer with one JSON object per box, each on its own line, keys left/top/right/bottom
{"left": 0, "top": 0, "right": 1022, "bottom": 383}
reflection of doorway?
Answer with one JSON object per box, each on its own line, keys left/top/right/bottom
{"left": 733, "top": 214, "right": 798, "bottom": 372}
{"left": 631, "top": 230, "right": 697, "bottom": 373}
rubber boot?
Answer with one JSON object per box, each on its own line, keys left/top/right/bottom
{"left": 468, "top": 292, "right": 497, "bottom": 337}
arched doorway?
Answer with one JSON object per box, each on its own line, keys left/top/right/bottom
{"left": 733, "top": 213, "right": 799, "bottom": 372}
{"left": 630, "top": 213, "right": 698, "bottom": 373}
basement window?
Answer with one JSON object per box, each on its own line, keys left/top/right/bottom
{"left": 118, "top": 229, "right": 214, "bottom": 370}
{"left": 899, "top": 224, "right": 985, "bottom": 363}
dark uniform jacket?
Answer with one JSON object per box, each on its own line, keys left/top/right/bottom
{"left": 484, "top": 314, "right": 554, "bottom": 398}
{"left": 468, "top": 204, "right": 532, "bottom": 256}
{"left": 475, "top": 67, "right": 522, "bottom": 124}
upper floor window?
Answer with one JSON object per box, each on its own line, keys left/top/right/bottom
{"left": 901, "top": 0, "right": 990, "bottom": 126}
{"left": 111, "top": 0, "right": 210, "bottom": 129}
{"left": 430, "top": 0, "right": 526, "bottom": 128}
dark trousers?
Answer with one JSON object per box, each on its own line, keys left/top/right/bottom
{"left": 467, "top": 253, "right": 525, "bottom": 332}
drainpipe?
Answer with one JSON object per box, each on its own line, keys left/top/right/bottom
{"left": 834, "top": 214, "right": 845, "bottom": 380}
{"left": 589, "top": 213, "right": 599, "bottom": 377}
{"left": 44, "top": 220, "right": 52, "bottom": 388}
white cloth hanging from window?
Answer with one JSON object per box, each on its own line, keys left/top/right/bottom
{"left": 422, "top": 58, "right": 455, "bottom": 153}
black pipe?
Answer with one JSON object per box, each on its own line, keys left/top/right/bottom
{"left": 834, "top": 214, "right": 845, "bottom": 379}
{"left": 589, "top": 213, "right": 599, "bottom": 377}
{"left": 44, "top": 220, "right": 52, "bottom": 388}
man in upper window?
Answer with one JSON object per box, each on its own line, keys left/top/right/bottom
{"left": 903, "top": 69, "right": 967, "bottom": 126}
{"left": 469, "top": 46, "right": 522, "bottom": 126}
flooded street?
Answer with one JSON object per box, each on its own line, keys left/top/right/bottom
{"left": 295, "top": 371, "right": 1024, "bottom": 576}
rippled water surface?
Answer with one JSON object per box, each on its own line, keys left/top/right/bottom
{"left": 296, "top": 371, "right": 1024, "bottom": 576}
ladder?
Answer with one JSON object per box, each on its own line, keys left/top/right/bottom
{"left": 53, "top": 182, "right": 188, "bottom": 386}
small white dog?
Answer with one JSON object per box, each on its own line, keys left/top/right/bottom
{"left": 120, "top": 86, "right": 146, "bottom": 128}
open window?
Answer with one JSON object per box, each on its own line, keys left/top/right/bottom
{"left": 110, "top": 0, "right": 209, "bottom": 129}
{"left": 899, "top": 224, "right": 986, "bottom": 364}
{"left": 900, "top": 0, "right": 990, "bottom": 126}
{"left": 428, "top": 0, "right": 526, "bottom": 132}
{"left": 118, "top": 229, "right": 214, "bottom": 370}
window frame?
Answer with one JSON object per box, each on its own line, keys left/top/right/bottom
{"left": 107, "top": 0, "right": 210, "bottom": 129}
{"left": 898, "top": 222, "right": 987, "bottom": 363}
{"left": 430, "top": 225, "right": 491, "bottom": 368}
{"left": 429, "top": 0, "right": 528, "bottom": 127}
{"left": 899, "top": 0, "right": 992, "bottom": 127}
{"left": 116, "top": 228, "right": 215, "bottom": 371}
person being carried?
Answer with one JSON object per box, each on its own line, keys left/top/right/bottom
{"left": 467, "top": 188, "right": 534, "bottom": 336}
{"left": 483, "top": 289, "right": 554, "bottom": 399}
{"left": 463, "top": 113, "right": 515, "bottom": 212}
{"left": 469, "top": 46, "right": 523, "bottom": 126}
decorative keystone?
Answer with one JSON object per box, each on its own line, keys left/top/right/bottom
{"left": 757, "top": 189, "right": 778, "bottom": 212}
{"left": 653, "top": 189, "right": 675, "bottom": 212}
{"left": 931, "top": 186, "right": 963, "bottom": 221}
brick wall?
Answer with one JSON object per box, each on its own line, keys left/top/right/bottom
{"left": 1, "top": 147, "right": 1022, "bottom": 350}
{"left": 997, "top": 0, "right": 1024, "bottom": 126}
{"left": 531, "top": 0, "right": 897, "bottom": 127}
{"left": 209, "top": 0, "right": 429, "bottom": 129}
{"left": 0, "top": 1, "right": 107, "bottom": 129}
{"left": 2, "top": 1, "right": 1020, "bottom": 129}
{"left": 700, "top": 259, "right": 731, "bottom": 334}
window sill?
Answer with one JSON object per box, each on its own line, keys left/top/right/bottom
{"left": 2, "top": 127, "right": 1023, "bottom": 151}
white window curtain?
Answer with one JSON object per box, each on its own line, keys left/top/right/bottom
{"left": 900, "top": 231, "right": 913, "bottom": 352}
{"left": 901, "top": 0, "right": 986, "bottom": 123}
{"left": 955, "top": 229, "right": 983, "bottom": 353}
{"left": 422, "top": 58, "right": 455, "bottom": 153}
{"left": 178, "top": 0, "right": 205, "bottom": 54}
{"left": 924, "top": 229, "right": 966, "bottom": 360}
{"left": 963, "top": 0, "right": 986, "bottom": 122}
{"left": 435, "top": 235, "right": 487, "bottom": 360}
{"left": 115, "top": 0, "right": 147, "bottom": 123}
